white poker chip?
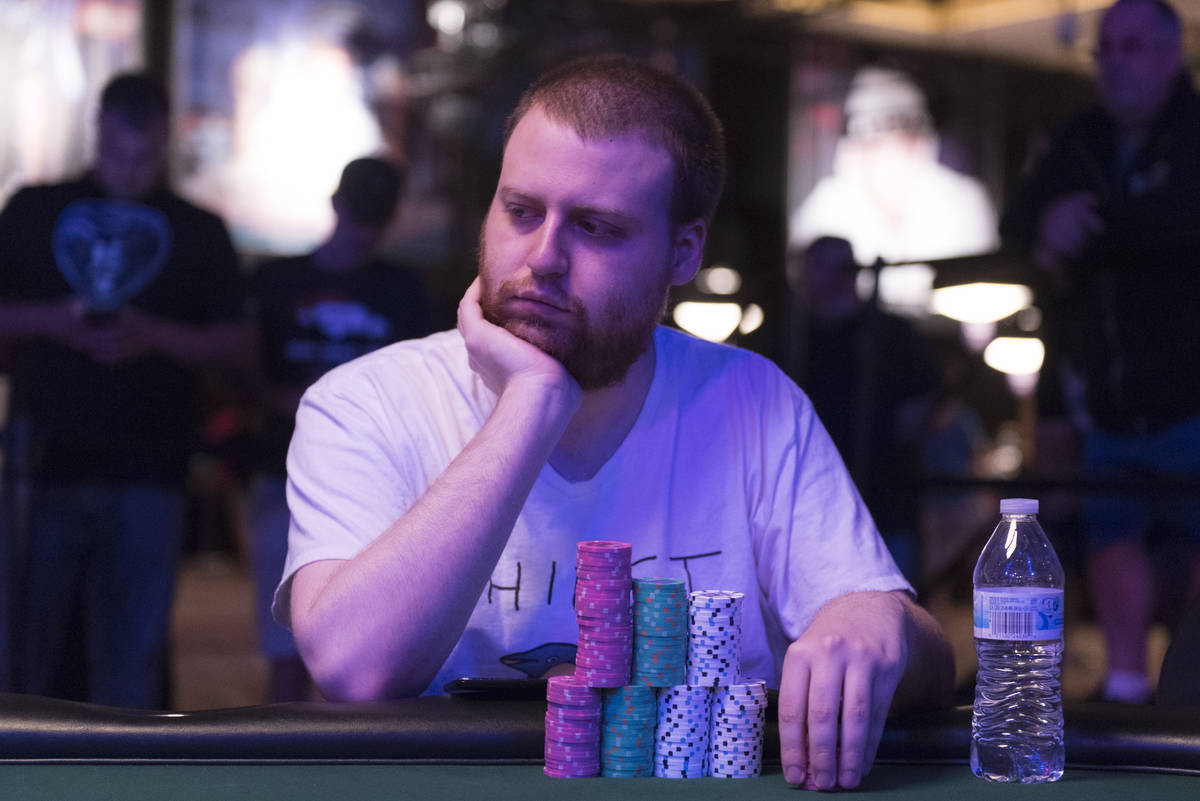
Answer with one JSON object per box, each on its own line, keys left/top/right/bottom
{"left": 686, "top": 592, "right": 744, "bottom": 690}
{"left": 707, "top": 678, "right": 767, "bottom": 778}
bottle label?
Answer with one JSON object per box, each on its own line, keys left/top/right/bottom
{"left": 974, "top": 587, "right": 1064, "bottom": 640}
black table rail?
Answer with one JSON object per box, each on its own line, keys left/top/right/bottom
{"left": 0, "top": 692, "right": 1197, "bottom": 774}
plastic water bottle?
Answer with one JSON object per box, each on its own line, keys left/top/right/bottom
{"left": 970, "top": 498, "right": 1065, "bottom": 783}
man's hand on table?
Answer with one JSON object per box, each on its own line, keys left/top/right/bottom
{"left": 778, "top": 591, "right": 912, "bottom": 791}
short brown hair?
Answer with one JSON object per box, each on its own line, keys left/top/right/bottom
{"left": 503, "top": 54, "right": 726, "bottom": 227}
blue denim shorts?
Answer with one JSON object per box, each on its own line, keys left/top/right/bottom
{"left": 1084, "top": 415, "right": 1200, "bottom": 549}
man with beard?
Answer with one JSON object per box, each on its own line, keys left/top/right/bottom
{"left": 275, "top": 55, "right": 952, "bottom": 791}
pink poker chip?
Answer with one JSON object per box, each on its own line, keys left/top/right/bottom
{"left": 575, "top": 584, "right": 630, "bottom": 596}
{"left": 547, "top": 705, "right": 603, "bottom": 720}
{"left": 578, "top": 643, "right": 632, "bottom": 654}
{"left": 544, "top": 760, "right": 600, "bottom": 770}
{"left": 543, "top": 764, "right": 600, "bottom": 778}
{"left": 576, "top": 670, "right": 629, "bottom": 688}
{"left": 546, "top": 683, "right": 601, "bottom": 698}
{"left": 546, "top": 675, "right": 600, "bottom": 704}
{"left": 574, "top": 579, "right": 632, "bottom": 592}
{"left": 575, "top": 596, "right": 630, "bottom": 609}
{"left": 546, "top": 694, "right": 601, "bottom": 709}
{"left": 578, "top": 629, "right": 633, "bottom": 642}
{"left": 575, "top": 658, "right": 627, "bottom": 673}
{"left": 545, "top": 727, "right": 601, "bottom": 744}
{"left": 544, "top": 713, "right": 601, "bottom": 728}
{"left": 576, "top": 540, "right": 632, "bottom": 554}
{"left": 545, "top": 709, "right": 601, "bottom": 722}
{"left": 545, "top": 741, "right": 599, "bottom": 757}
{"left": 575, "top": 567, "right": 631, "bottom": 579}
{"left": 577, "top": 603, "right": 634, "bottom": 616}
{"left": 574, "top": 657, "right": 628, "bottom": 669}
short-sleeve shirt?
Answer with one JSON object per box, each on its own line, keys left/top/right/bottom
{"left": 276, "top": 327, "right": 911, "bottom": 692}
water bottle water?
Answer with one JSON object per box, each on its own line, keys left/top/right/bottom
{"left": 970, "top": 498, "right": 1065, "bottom": 783}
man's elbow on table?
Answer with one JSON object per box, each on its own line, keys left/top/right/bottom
{"left": 289, "top": 561, "right": 429, "bottom": 702}
{"left": 305, "top": 657, "right": 395, "bottom": 703}
{"left": 294, "top": 616, "right": 434, "bottom": 702}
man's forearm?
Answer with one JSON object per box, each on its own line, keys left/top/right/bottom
{"left": 291, "top": 378, "right": 577, "bottom": 700}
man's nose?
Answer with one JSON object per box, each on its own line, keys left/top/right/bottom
{"left": 527, "top": 218, "right": 568, "bottom": 277}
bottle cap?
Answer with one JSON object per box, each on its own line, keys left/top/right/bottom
{"left": 1000, "top": 498, "right": 1038, "bottom": 515}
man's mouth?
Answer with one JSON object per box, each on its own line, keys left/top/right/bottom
{"left": 508, "top": 292, "right": 572, "bottom": 315}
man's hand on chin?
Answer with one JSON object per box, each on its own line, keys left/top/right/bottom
{"left": 458, "top": 277, "right": 580, "bottom": 405}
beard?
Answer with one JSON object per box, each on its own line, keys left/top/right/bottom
{"left": 477, "top": 239, "right": 670, "bottom": 391}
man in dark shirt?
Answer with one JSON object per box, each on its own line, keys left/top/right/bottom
{"left": 248, "top": 156, "right": 434, "bottom": 701}
{"left": 1002, "top": 0, "right": 1200, "bottom": 703}
{"left": 0, "top": 73, "right": 253, "bottom": 707}
{"left": 796, "top": 236, "right": 939, "bottom": 582}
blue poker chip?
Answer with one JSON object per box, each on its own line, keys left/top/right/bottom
{"left": 598, "top": 683, "right": 656, "bottom": 777}
{"left": 632, "top": 578, "right": 687, "bottom": 691}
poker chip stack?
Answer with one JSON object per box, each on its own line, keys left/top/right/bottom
{"left": 544, "top": 675, "right": 602, "bottom": 778}
{"left": 599, "top": 685, "right": 657, "bottom": 777}
{"left": 546, "top": 545, "right": 766, "bottom": 781}
{"left": 574, "top": 541, "right": 633, "bottom": 688}
{"left": 632, "top": 577, "right": 687, "bottom": 687}
{"left": 653, "top": 684, "right": 713, "bottom": 778}
{"left": 709, "top": 680, "right": 768, "bottom": 778}
{"left": 686, "top": 590, "right": 744, "bottom": 687}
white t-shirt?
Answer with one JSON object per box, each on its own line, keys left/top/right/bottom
{"left": 276, "top": 327, "right": 910, "bottom": 693}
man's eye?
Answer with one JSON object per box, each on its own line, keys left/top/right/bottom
{"left": 507, "top": 205, "right": 539, "bottom": 221}
{"left": 578, "top": 219, "right": 619, "bottom": 239}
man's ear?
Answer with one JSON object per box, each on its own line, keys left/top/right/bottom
{"left": 669, "top": 218, "right": 707, "bottom": 286}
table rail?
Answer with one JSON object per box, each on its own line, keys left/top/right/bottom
{"left": 0, "top": 692, "right": 1196, "bottom": 773}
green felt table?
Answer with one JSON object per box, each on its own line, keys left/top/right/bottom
{"left": 0, "top": 763, "right": 1194, "bottom": 801}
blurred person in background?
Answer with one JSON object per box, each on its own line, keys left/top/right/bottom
{"left": 1002, "top": 0, "right": 1200, "bottom": 703}
{"left": 792, "top": 236, "right": 940, "bottom": 584}
{"left": 248, "top": 156, "right": 435, "bottom": 701}
{"left": 791, "top": 67, "right": 997, "bottom": 266}
{"left": 0, "top": 72, "right": 252, "bottom": 707}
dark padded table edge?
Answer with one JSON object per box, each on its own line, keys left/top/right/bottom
{"left": 0, "top": 692, "right": 1196, "bottom": 774}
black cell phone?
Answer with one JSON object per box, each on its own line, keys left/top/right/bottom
{"left": 443, "top": 677, "right": 549, "bottom": 699}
